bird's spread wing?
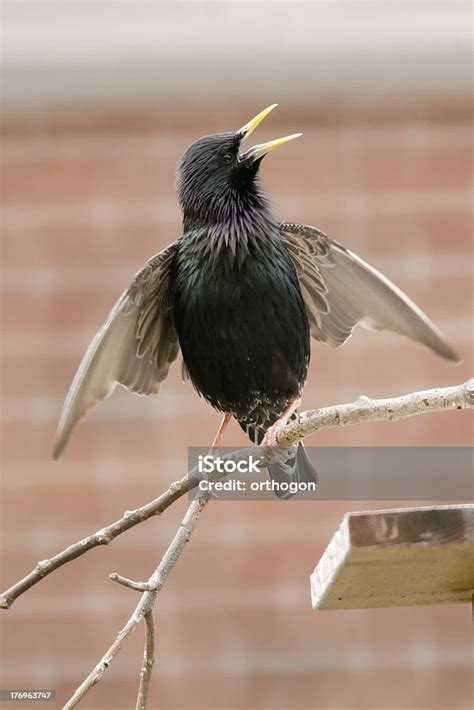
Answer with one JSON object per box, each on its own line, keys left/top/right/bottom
{"left": 53, "top": 241, "right": 180, "bottom": 459}
{"left": 281, "top": 222, "right": 461, "bottom": 362}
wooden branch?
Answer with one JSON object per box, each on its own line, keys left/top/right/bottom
{"left": 135, "top": 611, "right": 155, "bottom": 710}
{"left": 63, "top": 493, "right": 210, "bottom": 710}
{"left": 0, "top": 472, "right": 200, "bottom": 609}
{"left": 1, "top": 379, "right": 472, "bottom": 611}
{"left": 278, "top": 378, "right": 474, "bottom": 446}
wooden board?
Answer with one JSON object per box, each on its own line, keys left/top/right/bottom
{"left": 311, "top": 504, "right": 474, "bottom": 610}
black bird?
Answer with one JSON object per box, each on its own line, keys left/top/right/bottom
{"left": 53, "top": 105, "right": 460, "bottom": 497}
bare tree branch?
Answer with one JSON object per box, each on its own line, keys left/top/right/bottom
{"left": 1, "top": 379, "right": 472, "bottom": 611}
{"left": 277, "top": 379, "right": 474, "bottom": 446}
{"left": 135, "top": 611, "right": 155, "bottom": 710}
{"left": 0, "top": 473, "right": 200, "bottom": 609}
{"left": 63, "top": 493, "right": 210, "bottom": 710}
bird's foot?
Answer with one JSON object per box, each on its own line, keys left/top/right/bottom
{"left": 261, "top": 427, "right": 280, "bottom": 448}
{"left": 261, "top": 396, "right": 301, "bottom": 448}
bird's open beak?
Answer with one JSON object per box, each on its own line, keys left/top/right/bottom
{"left": 237, "top": 104, "right": 302, "bottom": 163}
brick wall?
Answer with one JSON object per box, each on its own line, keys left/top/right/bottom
{"left": 1, "top": 108, "right": 472, "bottom": 709}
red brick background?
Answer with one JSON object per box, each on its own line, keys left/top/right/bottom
{"left": 1, "top": 103, "right": 472, "bottom": 710}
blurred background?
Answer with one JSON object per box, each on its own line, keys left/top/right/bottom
{"left": 1, "top": 2, "right": 473, "bottom": 709}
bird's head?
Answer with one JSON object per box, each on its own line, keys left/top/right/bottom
{"left": 176, "top": 104, "right": 301, "bottom": 230}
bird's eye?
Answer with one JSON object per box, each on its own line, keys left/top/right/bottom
{"left": 222, "top": 153, "right": 233, "bottom": 165}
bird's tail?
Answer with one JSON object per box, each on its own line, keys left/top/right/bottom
{"left": 239, "top": 414, "right": 317, "bottom": 499}
{"left": 267, "top": 441, "right": 318, "bottom": 500}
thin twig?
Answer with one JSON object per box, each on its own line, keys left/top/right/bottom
{"left": 135, "top": 611, "right": 155, "bottom": 710}
{"left": 1, "top": 379, "right": 472, "bottom": 611}
{"left": 109, "top": 573, "right": 157, "bottom": 593}
{"left": 63, "top": 493, "right": 210, "bottom": 709}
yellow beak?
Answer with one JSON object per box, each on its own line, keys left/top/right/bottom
{"left": 237, "top": 104, "right": 302, "bottom": 162}
{"left": 240, "top": 133, "right": 303, "bottom": 162}
{"left": 238, "top": 104, "right": 278, "bottom": 138}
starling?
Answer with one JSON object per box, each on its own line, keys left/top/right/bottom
{"left": 53, "top": 104, "right": 460, "bottom": 497}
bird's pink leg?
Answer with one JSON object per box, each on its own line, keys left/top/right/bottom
{"left": 261, "top": 397, "right": 301, "bottom": 447}
{"left": 212, "top": 413, "right": 232, "bottom": 449}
